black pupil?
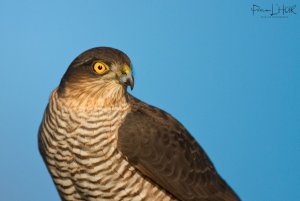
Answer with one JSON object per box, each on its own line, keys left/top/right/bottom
{"left": 98, "top": 66, "right": 103, "bottom": 70}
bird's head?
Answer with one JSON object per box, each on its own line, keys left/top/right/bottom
{"left": 57, "top": 47, "right": 134, "bottom": 109}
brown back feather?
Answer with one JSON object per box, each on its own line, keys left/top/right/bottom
{"left": 117, "top": 95, "right": 240, "bottom": 201}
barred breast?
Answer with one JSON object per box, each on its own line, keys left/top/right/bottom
{"left": 39, "top": 90, "right": 176, "bottom": 201}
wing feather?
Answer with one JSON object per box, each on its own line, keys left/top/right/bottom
{"left": 117, "top": 96, "right": 240, "bottom": 201}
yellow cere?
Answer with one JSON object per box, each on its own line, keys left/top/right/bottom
{"left": 123, "top": 64, "right": 131, "bottom": 75}
{"left": 93, "top": 62, "right": 109, "bottom": 75}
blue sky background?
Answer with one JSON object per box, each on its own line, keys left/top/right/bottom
{"left": 0, "top": 1, "right": 299, "bottom": 201}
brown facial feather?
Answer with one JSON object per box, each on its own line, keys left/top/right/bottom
{"left": 56, "top": 47, "right": 131, "bottom": 109}
{"left": 118, "top": 95, "right": 240, "bottom": 201}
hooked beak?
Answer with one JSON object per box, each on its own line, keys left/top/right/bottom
{"left": 119, "top": 66, "right": 134, "bottom": 90}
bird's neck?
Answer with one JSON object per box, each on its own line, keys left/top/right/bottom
{"left": 53, "top": 84, "right": 130, "bottom": 111}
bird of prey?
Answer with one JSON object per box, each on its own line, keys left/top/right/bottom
{"left": 38, "top": 47, "right": 240, "bottom": 201}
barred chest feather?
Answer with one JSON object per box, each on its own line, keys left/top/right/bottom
{"left": 39, "top": 91, "right": 175, "bottom": 201}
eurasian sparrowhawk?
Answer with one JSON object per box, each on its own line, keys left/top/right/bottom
{"left": 39, "top": 47, "right": 240, "bottom": 201}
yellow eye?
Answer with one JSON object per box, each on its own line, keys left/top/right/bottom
{"left": 93, "top": 62, "right": 109, "bottom": 74}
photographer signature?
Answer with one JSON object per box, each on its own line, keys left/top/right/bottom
{"left": 251, "top": 4, "right": 296, "bottom": 17}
